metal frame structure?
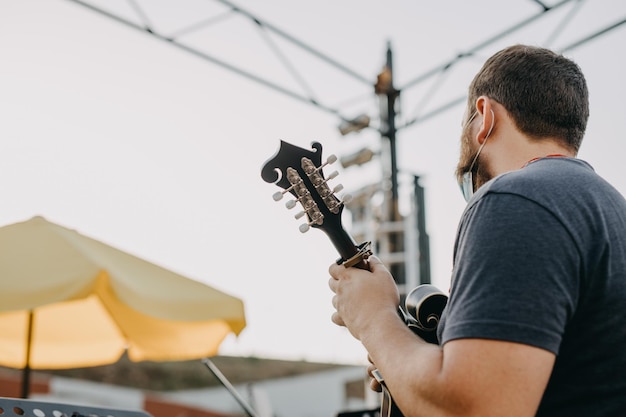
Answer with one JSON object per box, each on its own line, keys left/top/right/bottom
{"left": 58, "top": 0, "right": 626, "bottom": 292}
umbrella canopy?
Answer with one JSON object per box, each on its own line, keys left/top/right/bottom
{"left": 0, "top": 216, "right": 246, "bottom": 372}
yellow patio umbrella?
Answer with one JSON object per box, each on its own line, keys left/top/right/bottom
{"left": 0, "top": 216, "right": 246, "bottom": 397}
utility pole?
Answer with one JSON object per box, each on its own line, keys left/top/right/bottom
{"left": 375, "top": 41, "right": 400, "bottom": 219}
{"left": 375, "top": 41, "right": 406, "bottom": 289}
{"left": 343, "top": 41, "right": 431, "bottom": 294}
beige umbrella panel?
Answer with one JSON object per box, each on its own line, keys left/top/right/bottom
{"left": 0, "top": 216, "right": 246, "bottom": 393}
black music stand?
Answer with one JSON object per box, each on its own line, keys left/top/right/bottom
{"left": 0, "top": 396, "right": 153, "bottom": 417}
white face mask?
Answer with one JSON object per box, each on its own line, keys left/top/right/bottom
{"left": 459, "top": 170, "right": 476, "bottom": 203}
{"left": 458, "top": 109, "right": 495, "bottom": 202}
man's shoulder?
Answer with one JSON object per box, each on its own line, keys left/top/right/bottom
{"left": 468, "top": 157, "right": 626, "bottom": 222}
{"left": 483, "top": 157, "right": 595, "bottom": 197}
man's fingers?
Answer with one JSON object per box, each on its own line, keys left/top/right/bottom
{"left": 369, "top": 377, "right": 383, "bottom": 392}
{"left": 328, "top": 276, "right": 337, "bottom": 292}
{"left": 366, "top": 363, "right": 382, "bottom": 392}
{"left": 331, "top": 311, "right": 345, "bottom": 327}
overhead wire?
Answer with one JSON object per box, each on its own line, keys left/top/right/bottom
{"left": 63, "top": 0, "right": 346, "bottom": 118}
{"left": 399, "top": 0, "right": 576, "bottom": 92}
{"left": 528, "top": 0, "right": 551, "bottom": 11}
{"left": 543, "top": 0, "right": 586, "bottom": 47}
{"left": 560, "top": 16, "right": 626, "bottom": 53}
{"left": 167, "top": 10, "right": 237, "bottom": 40}
{"left": 398, "top": 16, "right": 626, "bottom": 131}
{"left": 213, "top": 0, "right": 372, "bottom": 86}
{"left": 253, "top": 18, "right": 320, "bottom": 105}
{"left": 64, "top": 0, "right": 625, "bottom": 131}
{"left": 127, "top": 0, "right": 154, "bottom": 32}
{"left": 399, "top": 0, "right": 576, "bottom": 129}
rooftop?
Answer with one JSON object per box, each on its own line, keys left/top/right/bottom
{"left": 1, "top": 355, "right": 349, "bottom": 392}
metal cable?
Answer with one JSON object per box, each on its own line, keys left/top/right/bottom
{"left": 212, "top": 0, "right": 372, "bottom": 85}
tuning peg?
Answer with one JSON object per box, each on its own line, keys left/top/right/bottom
{"left": 306, "top": 155, "right": 337, "bottom": 174}
{"left": 272, "top": 178, "right": 301, "bottom": 201}
{"left": 273, "top": 190, "right": 286, "bottom": 201}
{"left": 296, "top": 207, "right": 324, "bottom": 233}
{"left": 295, "top": 211, "right": 306, "bottom": 220}
{"left": 342, "top": 193, "right": 353, "bottom": 204}
{"left": 285, "top": 200, "right": 297, "bottom": 209}
{"left": 333, "top": 184, "right": 344, "bottom": 193}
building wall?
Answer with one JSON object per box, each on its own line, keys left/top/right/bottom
{"left": 160, "top": 366, "right": 375, "bottom": 417}
{"left": 0, "top": 364, "right": 380, "bottom": 417}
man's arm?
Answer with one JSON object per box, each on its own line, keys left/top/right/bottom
{"left": 329, "top": 257, "right": 555, "bottom": 417}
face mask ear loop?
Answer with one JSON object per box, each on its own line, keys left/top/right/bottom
{"left": 461, "top": 109, "right": 496, "bottom": 202}
{"left": 485, "top": 108, "right": 495, "bottom": 139}
{"left": 467, "top": 109, "right": 496, "bottom": 173}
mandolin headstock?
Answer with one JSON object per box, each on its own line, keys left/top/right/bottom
{"left": 261, "top": 140, "right": 368, "bottom": 268}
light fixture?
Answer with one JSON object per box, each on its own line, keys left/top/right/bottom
{"left": 340, "top": 147, "right": 376, "bottom": 168}
{"left": 338, "top": 114, "right": 370, "bottom": 136}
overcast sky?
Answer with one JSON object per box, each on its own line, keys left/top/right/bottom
{"left": 1, "top": 0, "right": 625, "bottom": 365}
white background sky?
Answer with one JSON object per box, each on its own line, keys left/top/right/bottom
{"left": 1, "top": 0, "right": 625, "bottom": 365}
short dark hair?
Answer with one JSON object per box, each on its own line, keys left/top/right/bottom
{"left": 468, "top": 44, "right": 589, "bottom": 151}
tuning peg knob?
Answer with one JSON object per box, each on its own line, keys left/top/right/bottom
{"left": 299, "top": 223, "right": 310, "bottom": 233}
{"left": 272, "top": 191, "right": 285, "bottom": 201}
{"left": 285, "top": 200, "right": 297, "bottom": 209}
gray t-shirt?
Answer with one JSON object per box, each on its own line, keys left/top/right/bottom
{"left": 438, "top": 157, "right": 626, "bottom": 416}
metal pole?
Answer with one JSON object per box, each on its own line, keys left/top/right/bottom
{"left": 202, "top": 358, "right": 258, "bottom": 417}
{"left": 383, "top": 42, "right": 400, "bottom": 221}
{"left": 414, "top": 175, "right": 431, "bottom": 284}
{"left": 376, "top": 41, "right": 406, "bottom": 288}
{"left": 22, "top": 310, "right": 34, "bottom": 398}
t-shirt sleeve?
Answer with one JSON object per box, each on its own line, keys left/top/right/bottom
{"left": 441, "top": 192, "right": 580, "bottom": 354}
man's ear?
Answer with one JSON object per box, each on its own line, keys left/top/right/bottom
{"left": 476, "top": 96, "right": 495, "bottom": 145}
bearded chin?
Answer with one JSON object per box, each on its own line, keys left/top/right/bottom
{"left": 473, "top": 163, "right": 492, "bottom": 191}
{"left": 455, "top": 139, "right": 475, "bottom": 184}
{"left": 455, "top": 140, "right": 493, "bottom": 192}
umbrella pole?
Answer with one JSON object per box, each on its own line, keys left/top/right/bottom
{"left": 202, "top": 358, "right": 258, "bottom": 417}
{"left": 22, "top": 310, "right": 34, "bottom": 398}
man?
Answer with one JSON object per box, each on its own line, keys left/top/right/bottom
{"left": 328, "top": 44, "right": 626, "bottom": 417}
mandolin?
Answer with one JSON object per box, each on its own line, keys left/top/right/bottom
{"left": 261, "top": 140, "right": 447, "bottom": 417}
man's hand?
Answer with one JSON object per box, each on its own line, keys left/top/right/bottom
{"left": 328, "top": 256, "right": 400, "bottom": 341}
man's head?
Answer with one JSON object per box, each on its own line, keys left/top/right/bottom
{"left": 456, "top": 45, "right": 589, "bottom": 199}
{"left": 468, "top": 44, "right": 589, "bottom": 151}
